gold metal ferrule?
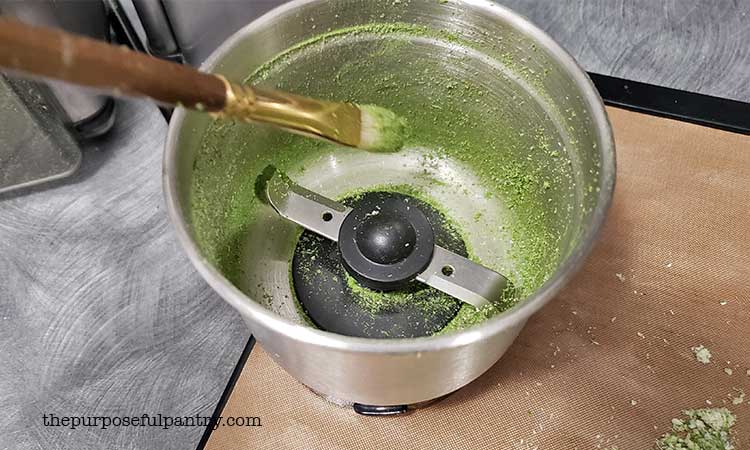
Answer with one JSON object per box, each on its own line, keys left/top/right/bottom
{"left": 213, "top": 75, "right": 362, "bottom": 147}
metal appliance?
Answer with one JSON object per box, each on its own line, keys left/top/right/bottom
{"left": 164, "top": 0, "right": 615, "bottom": 408}
{"left": 0, "top": 0, "right": 115, "bottom": 194}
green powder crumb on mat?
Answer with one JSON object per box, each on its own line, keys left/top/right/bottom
{"left": 730, "top": 389, "right": 745, "bottom": 405}
{"left": 655, "top": 408, "right": 736, "bottom": 450}
{"left": 692, "top": 345, "right": 712, "bottom": 364}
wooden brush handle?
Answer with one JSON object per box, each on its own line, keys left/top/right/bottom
{"left": 0, "top": 17, "right": 227, "bottom": 111}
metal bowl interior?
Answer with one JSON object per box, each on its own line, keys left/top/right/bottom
{"left": 165, "top": 0, "right": 614, "bottom": 352}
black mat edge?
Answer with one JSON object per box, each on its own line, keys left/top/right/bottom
{"left": 590, "top": 73, "right": 750, "bottom": 135}
{"left": 195, "top": 75, "right": 750, "bottom": 450}
{"left": 195, "top": 336, "right": 255, "bottom": 450}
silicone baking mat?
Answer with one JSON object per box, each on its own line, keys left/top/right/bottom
{"left": 203, "top": 107, "right": 750, "bottom": 449}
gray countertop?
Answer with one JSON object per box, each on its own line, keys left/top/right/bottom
{"left": 510, "top": 0, "right": 750, "bottom": 103}
{"left": 0, "top": 101, "right": 249, "bottom": 450}
{"left": 1, "top": 2, "right": 748, "bottom": 449}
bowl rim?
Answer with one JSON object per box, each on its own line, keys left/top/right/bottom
{"left": 163, "top": 0, "right": 616, "bottom": 354}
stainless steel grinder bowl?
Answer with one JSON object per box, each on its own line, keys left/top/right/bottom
{"left": 164, "top": 0, "right": 615, "bottom": 405}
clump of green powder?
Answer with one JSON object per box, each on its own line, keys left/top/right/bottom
{"left": 655, "top": 408, "right": 736, "bottom": 450}
{"left": 692, "top": 345, "right": 712, "bottom": 364}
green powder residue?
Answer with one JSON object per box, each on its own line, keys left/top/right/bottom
{"left": 190, "top": 21, "right": 593, "bottom": 335}
{"left": 655, "top": 408, "right": 736, "bottom": 450}
{"left": 436, "top": 303, "right": 499, "bottom": 334}
{"left": 345, "top": 272, "right": 506, "bottom": 335}
{"left": 247, "top": 23, "right": 461, "bottom": 83}
{"left": 344, "top": 273, "right": 457, "bottom": 315}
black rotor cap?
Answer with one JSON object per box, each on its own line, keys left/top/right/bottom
{"left": 356, "top": 212, "right": 416, "bottom": 265}
{"left": 339, "top": 194, "right": 434, "bottom": 291}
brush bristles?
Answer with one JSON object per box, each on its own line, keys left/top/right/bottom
{"left": 358, "top": 105, "right": 407, "bottom": 152}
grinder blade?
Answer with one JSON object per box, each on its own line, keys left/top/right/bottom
{"left": 265, "top": 169, "right": 512, "bottom": 310}
{"left": 265, "top": 168, "right": 351, "bottom": 241}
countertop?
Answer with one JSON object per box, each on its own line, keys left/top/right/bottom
{"left": 511, "top": 0, "right": 750, "bottom": 103}
{"left": 1, "top": 1, "right": 748, "bottom": 449}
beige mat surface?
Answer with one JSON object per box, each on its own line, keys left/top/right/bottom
{"left": 205, "top": 107, "right": 750, "bottom": 449}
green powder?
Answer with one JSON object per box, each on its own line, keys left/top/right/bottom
{"left": 692, "top": 344, "right": 713, "bottom": 364}
{"left": 190, "top": 21, "right": 588, "bottom": 335}
{"left": 655, "top": 408, "right": 736, "bottom": 450}
{"left": 344, "top": 273, "right": 458, "bottom": 315}
{"left": 247, "top": 23, "right": 462, "bottom": 84}
{"left": 436, "top": 303, "right": 499, "bottom": 334}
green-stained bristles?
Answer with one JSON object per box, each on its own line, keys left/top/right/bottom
{"left": 358, "top": 104, "right": 407, "bottom": 152}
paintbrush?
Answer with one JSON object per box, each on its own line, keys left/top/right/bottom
{"left": 0, "top": 17, "right": 406, "bottom": 152}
